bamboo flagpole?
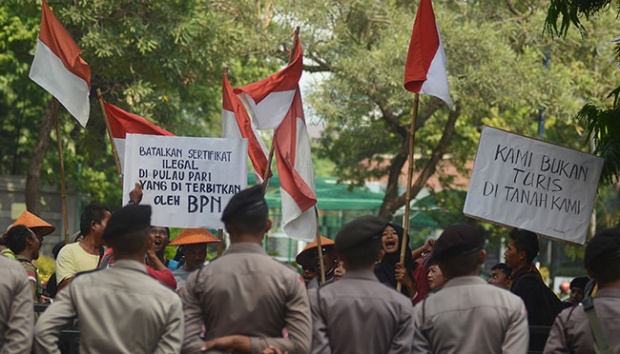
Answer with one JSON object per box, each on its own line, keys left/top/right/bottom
{"left": 53, "top": 98, "right": 70, "bottom": 244}
{"left": 400, "top": 0, "right": 453, "bottom": 292}
{"left": 314, "top": 207, "right": 326, "bottom": 285}
{"left": 261, "top": 145, "right": 275, "bottom": 193}
{"left": 397, "top": 93, "right": 420, "bottom": 293}
{"left": 96, "top": 89, "right": 123, "bottom": 184}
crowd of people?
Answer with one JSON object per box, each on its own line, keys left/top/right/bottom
{"left": 0, "top": 184, "right": 619, "bottom": 354}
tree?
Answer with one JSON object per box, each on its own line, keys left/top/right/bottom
{"left": 281, "top": 0, "right": 619, "bottom": 220}
{"left": 546, "top": 0, "right": 620, "bottom": 186}
{"left": 0, "top": 0, "right": 290, "bottom": 211}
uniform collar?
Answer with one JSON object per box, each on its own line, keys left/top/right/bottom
{"left": 595, "top": 287, "right": 620, "bottom": 298}
{"left": 342, "top": 269, "right": 378, "bottom": 281}
{"left": 225, "top": 242, "right": 266, "bottom": 255}
{"left": 113, "top": 259, "right": 148, "bottom": 274}
{"left": 443, "top": 275, "right": 486, "bottom": 288}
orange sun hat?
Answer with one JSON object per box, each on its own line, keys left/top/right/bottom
{"left": 296, "top": 236, "right": 335, "bottom": 268}
{"left": 4, "top": 210, "right": 55, "bottom": 237}
{"left": 169, "top": 228, "right": 221, "bottom": 246}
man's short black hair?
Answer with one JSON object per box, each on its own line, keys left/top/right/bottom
{"left": 491, "top": 263, "right": 512, "bottom": 277}
{"left": 509, "top": 228, "right": 539, "bottom": 264}
{"left": 338, "top": 237, "right": 382, "bottom": 270}
{"left": 225, "top": 215, "right": 268, "bottom": 235}
{"left": 80, "top": 204, "right": 110, "bottom": 236}
{"left": 438, "top": 251, "right": 481, "bottom": 279}
{"left": 591, "top": 257, "right": 620, "bottom": 285}
{"left": 108, "top": 228, "right": 150, "bottom": 255}
{"left": 5, "top": 225, "right": 33, "bottom": 254}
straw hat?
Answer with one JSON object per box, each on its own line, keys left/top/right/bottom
{"left": 295, "top": 236, "right": 335, "bottom": 268}
{"left": 4, "top": 210, "right": 55, "bottom": 237}
{"left": 169, "top": 228, "right": 221, "bottom": 246}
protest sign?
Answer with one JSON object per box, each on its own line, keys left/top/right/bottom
{"left": 122, "top": 134, "right": 248, "bottom": 229}
{"left": 463, "top": 126, "right": 603, "bottom": 245}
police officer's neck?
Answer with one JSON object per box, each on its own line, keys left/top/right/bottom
{"left": 597, "top": 278, "right": 620, "bottom": 290}
{"left": 114, "top": 252, "right": 146, "bottom": 264}
{"left": 230, "top": 233, "right": 264, "bottom": 245}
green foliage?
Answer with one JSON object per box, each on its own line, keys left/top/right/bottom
{"left": 545, "top": 0, "right": 611, "bottom": 36}
{"left": 545, "top": 0, "right": 620, "bottom": 185}
{"left": 36, "top": 254, "right": 55, "bottom": 283}
{"left": 577, "top": 93, "right": 620, "bottom": 184}
{"left": 283, "top": 0, "right": 619, "bottom": 216}
{"left": 0, "top": 0, "right": 290, "bottom": 208}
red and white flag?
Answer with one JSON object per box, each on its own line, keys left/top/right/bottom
{"left": 236, "top": 33, "right": 317, "bottom": 242}
{"left": 234, "top": 37, "right": 303, "bottom": 130}
{"left": 29, "top": 0, "right": 92, "bottom": 127}
{"left": 404, "top": 0, "right": 452, "bottom": 109}
{"left": 222, "top": 75, "right": 271, "bottom": 181}
{"left": 103, "top": 101, "right": 174, "bottom": 172}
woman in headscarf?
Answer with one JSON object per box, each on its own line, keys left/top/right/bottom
{"left": 374, "top": 223, "right": 418, "bottom": 300}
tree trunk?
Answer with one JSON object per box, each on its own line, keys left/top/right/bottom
{"left": 26, "top": 100, "right": 55, "bottom": 215}
{"left": 378, "top": 141, "right": 408, "bottom": 219}
{"left": 379, "top": 106, "right": 461, "bottom": 219}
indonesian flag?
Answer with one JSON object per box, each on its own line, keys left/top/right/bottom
{"left": 234, "top": 36, "right": 303, "bottom": 130}
{"left": 236, "top": 33, "right": 317, "bottom": 242}
{"left": 222, "top": 75, "right": 271, "bottom": 181}
{"left": 103, "top": 101, "right": 174, "bottom": 172}
{"left": 29, "top": 0, "right": 91, "bottom": 127}
{"left": 404, "top": 0, "right": 452, "bottom": 109}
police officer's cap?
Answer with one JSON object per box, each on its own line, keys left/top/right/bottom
{"left": 584, "top": 227, "right": 620, "bottom": 268}
{"left": 428, "top": 224, "right": 484, "bottom": 264}
{"left": 102, "top": 204, "right": 151, "bottom": 241}
{"left": 221, "top": 185, "right": 268, "bottom": 223}
{"left": 335, "top": 216, "right": 388, "bottom": 252}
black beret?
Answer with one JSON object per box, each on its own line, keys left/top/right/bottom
{"left": 569, "top": 276, "right": 590, "bottom": 289}
{"left": 428, "top": 224, "right": 484, "bottom": 264}
{"left": 335, "top": 216, "right": 388, "bottom": 252}
{"left": 584, "top": 227, "right": 620, "bottom": 268}
{"left": 102, "top": 204, "right": 152, "bottom": 241}
{"left": 221, "top": 185, "right": 268, "bottom": 223}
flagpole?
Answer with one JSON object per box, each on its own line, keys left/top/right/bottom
{"left": 397, "top": 93, "right": 420, "bottom": 293}
{"left": 261, "top": 145, "right": 275, "bottom": 193}
{"left": 53, "top": 98, "right": 70, "bottom": 244}
{"left": 96, "top": 89, "right": 123, "bottom": 184}
{"left": 314, "top": 206, "right": 326, "bottom": 285}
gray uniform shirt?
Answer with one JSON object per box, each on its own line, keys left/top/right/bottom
{"left": 181, "top": 243, "right": 311, "bottom": 354}
{"left": 0, "top": 256, "right": 34, "bottom": 354}
{"left": 309, "top": 269, "right": 414, "bottom": 354}
{"left": 544, "top": 288, "right": 620, "bottom": 354}
{"left": 413, "top": 276, "right": 529, "bottom": 354}
{"left": 34, "top": 259, "right": 184, "bottom": 354}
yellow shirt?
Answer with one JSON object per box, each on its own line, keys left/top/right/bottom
{"left": 55, "top": 242, "right": 100, "bottom": 284}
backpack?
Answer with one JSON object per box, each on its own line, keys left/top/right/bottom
{"left": 514, "top": 273, "right": 562, "bottom": 325}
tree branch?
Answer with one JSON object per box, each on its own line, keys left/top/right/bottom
{"left": 390, "top": 105, "right": 461, "bottom": 215}
{"left": 26, "top": 100, "right": 55, "bottom": 215}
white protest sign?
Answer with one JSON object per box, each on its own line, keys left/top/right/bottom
{"left": 122, "top": 134, "right": 248, "bottom": 229}
{"left": 463, "top": 126, "right": 603, "bottom": 245}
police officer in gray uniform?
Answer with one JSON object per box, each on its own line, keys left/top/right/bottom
{"left": 544, "top": 227, "right": 620, "bottom": 354}
{"left": 181, "top": 185, "right": 311, "bottom": 354}
{"left": 412, "top": 224, "right": 529, "bottom": 354}
{"left": 310, "top": 215, "right": 415, "bottom": 354}
{"left": 0, "top": 256, "right": 33, "bottom": 354}
{"left": 34, "top": 205, "right": 184, "bottom": 354}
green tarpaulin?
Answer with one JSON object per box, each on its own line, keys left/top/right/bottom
{"left": 248, "top": 174, "right": 385, "bottom": 211}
